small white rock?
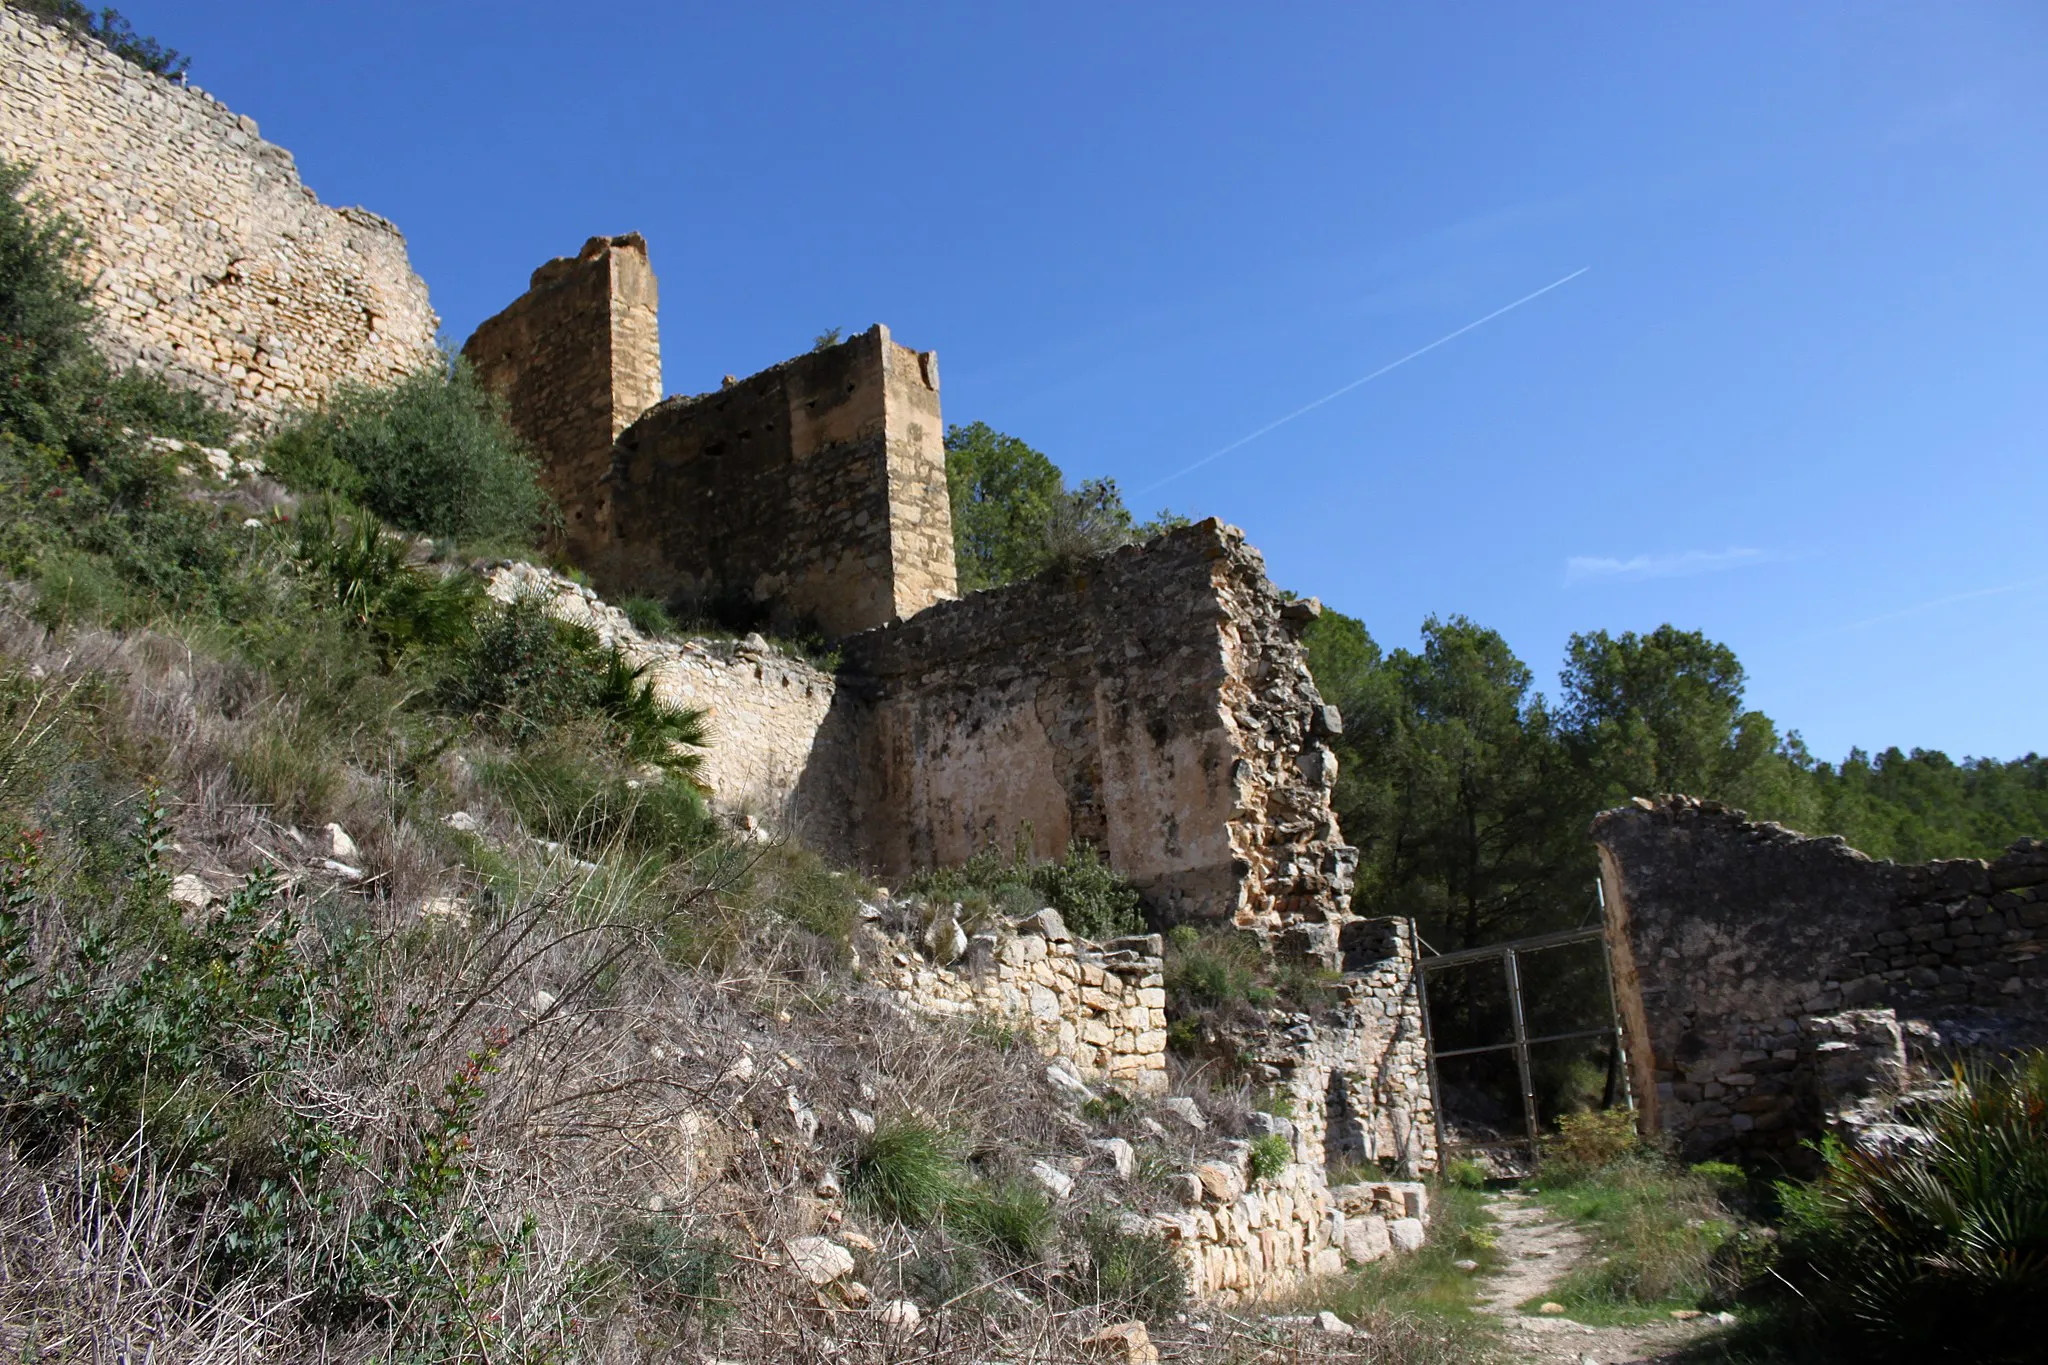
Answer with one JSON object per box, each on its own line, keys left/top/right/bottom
{"left": 322, "top": 822, "right": 360, "bottom": 861}
{"left": 1316, "top": 1311, "right": 1353, "bottom": 1336}
{"left": 443, "top": 811, "right": 480, "bottom": 833}
{"left": 319, "top": 858, "right": 364, "bottom": 881}
{"left": 785, "top": 1235, "right": 855, "bottom": 1286}
{"left": 531, "top": 989, "right": 558, "bottom": 1014}
{"left": 1163, "top": 1096, "right": 1208, "bottom": 1131}
{"left": 1029, "top": 1159, "right": 1074, "bottom": 1200}
{"left": 168, "top": 873, "right": 212, "bottom": 909}
{"left": 874, "top": 1299, "right": 920, "bottom": 1331}
{"left": 1089, "top": 1136, "right": 1136, "bottom": 1180}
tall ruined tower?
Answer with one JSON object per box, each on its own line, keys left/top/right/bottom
{"left": 464, "top": 239, "right": 956, "bottom": 638}
{"left": 463, "top": 234, "right": 663, "bottom": 563}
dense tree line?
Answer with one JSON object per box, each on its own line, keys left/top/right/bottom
{"left": 950, "top": 424, "right": 2046, "bottom": 950}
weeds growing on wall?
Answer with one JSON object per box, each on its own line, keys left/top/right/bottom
{"left": 909, "top": 834, "right": 1144, "bottom": 940}
{"left": 1162, "top": 923, "right": 1340, "bottom": 1066}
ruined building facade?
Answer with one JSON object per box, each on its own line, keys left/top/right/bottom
{"left": 463, "top": 237, "right": 955, "bottom": 640}
{"left": 0, "top": 9, "right": 439, "bottom": 419}
{"left": 1596, "top": 796, "right": 2048, "bottom": 1164}
{"left": 461, "top": 236, "right": 1436, "bottom": 1196}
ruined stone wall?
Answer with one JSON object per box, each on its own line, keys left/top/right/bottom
{"left": 1594, "top": 795, "right": 2048, "bottom": 1162}
{"left": 595, "top": 324, "right": 955, "bottom": 639}
{"left": 818, "top": 520, "right": 1355, "bottom": 935}
{"left": 1240, "top": 918, "right": 1437, "bottom": 1179}
{"left": 858, "top": 902, "right": 1169, "bottom": 1094}
{"left": 0, "top": 8, "right": 438, "bottom": 420}
{"left": 486, "top": 562, "right": 836, "bottom": 821}
{"left": 1151, "top": 1161, "right": 1428, "bottom": 1304}
{"left": 463, "top": 236, "right": 661, "bottom": 563}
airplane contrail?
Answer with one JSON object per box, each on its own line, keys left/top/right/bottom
{"left": 1135, "top": 266, "right": 1590, "bottom": 497}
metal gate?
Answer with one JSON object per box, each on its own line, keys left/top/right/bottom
{"left": 1417, "top": 921, "right": 1632, "bottom": 1161}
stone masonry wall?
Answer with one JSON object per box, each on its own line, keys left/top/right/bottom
{"left": 486, "top": 562, "right": 836, "bottom": 821}
{"left": 463, "top": 236, "right": 661, "bottom": 564}
{"left": 1240, "top": 918, "right": 1437, "bottom": 1179}
{"left": 815, "top": 519, "right": 1356, "bottom": 935}
{"left": 596, "top": 324, "right": 955, "bottom": 639}
{"left": 0, "top": 9, "right": 439, "bottom": 420}
{"left": 857, "top": 901, "right": 1169, "bottom": 1093}
{"left": 1150, "top": 1159, "right": 1429, "bottom": 1305}
{"left": 1594, "top": 795, "right": 2048, "bottom": 1163}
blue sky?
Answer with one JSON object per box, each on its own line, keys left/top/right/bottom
{"left": 132, "top": 2, "right": 2045, "bottom": 762}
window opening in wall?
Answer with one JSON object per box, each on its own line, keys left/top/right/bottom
{"left": 1418, "top": 912, "right": 1631, "bottom": 1167}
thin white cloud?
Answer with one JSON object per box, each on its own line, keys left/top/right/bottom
{"left": 1564, "top": 547, "right": 1770, "bottom": 586}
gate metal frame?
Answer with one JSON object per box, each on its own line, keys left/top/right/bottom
{"left": 1417, "top": 921, "right": 1632, "bottom": 1158}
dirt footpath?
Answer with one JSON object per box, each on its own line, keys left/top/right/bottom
{"left": 1475, "top": 1191, "right": 1720, "bottom": 1365}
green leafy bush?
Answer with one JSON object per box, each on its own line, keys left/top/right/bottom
{"left": 296, "top": 507, "right": 484, "bottom": 670}
{"left": 1247, "top": 1132, "right": 1292, "bottom": 1182}
{"left": 910, "top": 835, "right": 1144, "bottom": 941}
{"left": 265, "top": 359, "right": 550, "bottom": 546}
{"left": 1771, "top": 1054, "right": 2048, "bottom": 1362}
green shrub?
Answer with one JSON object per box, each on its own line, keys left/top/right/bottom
{"left": 296, "top": 506, "right": 484, "bottom": 670}
{"left": 909, "top": 835, "right": 1145, "bottom": 941}
{"left": 1771, "top": 1053, "right": 2048, "bottom": 1362}
{"left": 847, "top": 1118, "right": 963, "bottom": 1226}
{"left": 1029, "top": 840, "right": 1143, "bottom": 939}
{"left": 621, "top": 595, "right": 676, "bottom": 638}
{"left": 948, "top": 1179, "right": 1054, "bottom": 1261}
{"left": 265, "top": 358, "right": 550, "bottom": 546}
{"left": 1445, "top": 1157, "right": 1489, "bottom": 1190}
{"left": 1538, "top": 1107, "right": 1642, "bottom": 1182}
{"left": 1247, "top": 1133, "right": 1292, "bottom": 1182}
{"left": 613, "top": 1219, "right": 732, "bottom": 1318}
{"left": 1073, "top": 1213, "right": 1186, "bottom": 1323}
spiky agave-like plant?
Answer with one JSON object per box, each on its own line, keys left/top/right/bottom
{"left": 1775, "top": 1050, "right": 2048, "bottom": 1361}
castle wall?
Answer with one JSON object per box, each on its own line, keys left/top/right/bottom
{"left": 0, "top": 9, "right": 438, "bottom": 420}
{"left": 1594, "top": 795, "right": 2048, "bottom": 1162}
{"left": 819, "top": 520, "right": 1356, "bottom": 935}
{"left": 463, "top": 236, "right": 661, "bottom": 563}
{"left": 596, "top": 324, "right": 956, "bottom": 638}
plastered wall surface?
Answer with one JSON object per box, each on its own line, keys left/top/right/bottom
{"left": 486, "top": 562, "right": 836, "bottom": 821}
{"left": 0, "top": 10, "right": 438, "bottom": 419}
{"left": 1595, "top": 795, "right": 2048, "bottom": 1161}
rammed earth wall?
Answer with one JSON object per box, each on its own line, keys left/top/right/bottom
{"left": 0, "top": 8, "right": 438, "bottom": 419}
{"left": 1594, "top": 795, "right": 2048, "bottom": 1163}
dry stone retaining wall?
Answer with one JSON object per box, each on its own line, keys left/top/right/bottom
{"left": 1594, "top": 795, "right": 2048, "bottom": 1162}
{"left": 858, "top": 902, "right": 1169, "bottom": 1093}
{"left": 0, "top": 8, "right": 438, "bottom": 420}
{"left": 1151, "top": 1159, "right": 1428, "bottom": 1304}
